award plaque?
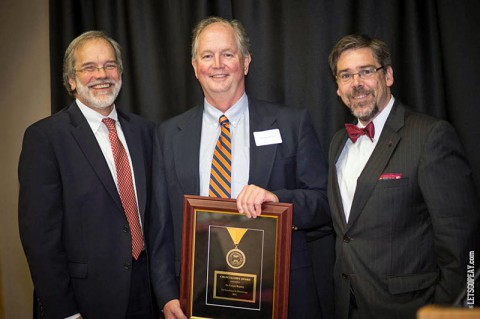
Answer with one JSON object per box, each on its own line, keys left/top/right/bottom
{"left": 180, "top": 195, "right": 292, "bottom": 319}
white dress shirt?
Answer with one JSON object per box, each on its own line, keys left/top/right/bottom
{"left": 199, "top": 93, "right": 250, "bottom": 198}
{"left": 336, "top": 96, "right": 395, "bottom": 222}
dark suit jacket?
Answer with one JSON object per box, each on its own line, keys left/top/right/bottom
{"left": 328, "top": 101, "right": 480, "bottom": 319}
{"left": 149, "top": 97, "right": 333, "bottom": 317}
{"left": 18, "top": 102, "right": 155, "bottom": 319}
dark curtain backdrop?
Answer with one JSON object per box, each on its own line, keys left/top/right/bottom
{"left": 49, "top": 0, "right": 480, "bottom": 196}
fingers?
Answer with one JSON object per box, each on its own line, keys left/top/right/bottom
{"left": 236, "top": 185, "right": 279, "bottom": 218}
{"left": 163, "top": 299, "right": 187, "bottom": 319}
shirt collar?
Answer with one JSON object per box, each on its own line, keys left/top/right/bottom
{"left": 76, "top": 99, "right": 119, "bottom": 133}
{"left": 371, "top": 95, "right": 394, "bottom": 139}
{"left": 203, "top": 93, "right": 248, "bottom": 128}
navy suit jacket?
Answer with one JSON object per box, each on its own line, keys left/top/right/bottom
{"left": 19, "top": 102, "right": 155, "bottom": 319}
{"left": 328, "top": 101, "right": 480, "bottom": 319}
{"left": 149, "top": 97, "right": 333, "bottom": 316}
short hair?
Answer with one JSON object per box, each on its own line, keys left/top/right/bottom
{"left": 328, "top": 34, "right": 391, "bottom": 76}
{"left": 62, "top": 30, "right": 124, "bottom": 96}
{"left": 191, "top": 16, "right": 251, "bottom": 60}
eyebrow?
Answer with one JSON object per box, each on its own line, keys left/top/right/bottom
{"left": 79, "top": 59, "right": 117, "bottom": 67}
{"left": 337, "top": 64, "right": 377, "bottom": 73}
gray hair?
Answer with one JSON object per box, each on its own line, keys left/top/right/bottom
{"left": 328, "top": 34, "right": 391, "bottom": 76}
{"left": 62, "top": 30, "right": 123, "bottom": 96}
{"left": 191, "top": 16, "right": 251, "bottom": 60}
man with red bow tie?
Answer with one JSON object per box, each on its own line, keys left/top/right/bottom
{"left": 327, "top": 34, "right": 479, "bottom": 319}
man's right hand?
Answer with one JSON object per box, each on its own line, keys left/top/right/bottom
{"left": 163, "top": 299, "right": 187, "bottom": 319}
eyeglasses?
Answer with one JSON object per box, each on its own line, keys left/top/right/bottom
{"left": 75, "top": 62, "right": 119, "bottom": 74}
{"left": 336, "top": 66, "right": 384, "bottom": 83}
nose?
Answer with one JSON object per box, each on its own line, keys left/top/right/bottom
{"left": 213, "top": 54, "right": 223, "bottom": 68}
{"left": 94, "top": 67, "right": 108, "bottom": 76}
{"left": 351, "top": 73, "right": 362, "bottom": 85}
{"left": 350, "top": 74, "right": 365, "bottom": 88}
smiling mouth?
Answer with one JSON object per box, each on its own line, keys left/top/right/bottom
{"left": 353, "top": 92, "right": 370, "bottom": 99}
{"left": 90, "top": 83, "right": 113, "bottom": 89}
{"left": 210, "top": 74, "right": 228, "bottom": 79}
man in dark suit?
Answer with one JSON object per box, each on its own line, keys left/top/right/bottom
{"left": 18, "top": 31, "right": 158, "bottom": 319}
{"left": 149, "top": 17, "right": 333, "bottom": 319}
{"left": 327, "top": 34, "right": 480, "bottom": 319}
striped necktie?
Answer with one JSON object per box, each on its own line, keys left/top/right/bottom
{"left": 209, "top": 115, "right": 231, "bottom": 198}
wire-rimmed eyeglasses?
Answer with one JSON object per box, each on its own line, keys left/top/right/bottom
{"left": 75, "top": 62, "right": 119, "bottom": 74}
{"left": 336, "top": 66, "right": 384, "bottom": 83}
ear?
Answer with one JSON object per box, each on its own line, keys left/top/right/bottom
{"left": 68, "top": 77, "right": 77, "bottom": 92}
{"left": 192, "top": 59, "right": 199, "bottom": 79}
{"left": 243, "top": 54, "right": 252, "bottom": 75}
{"left": 385, "top": 65, "right": 394, "bottom": 87}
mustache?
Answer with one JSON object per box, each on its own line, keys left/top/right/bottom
{"left": 352, "top": 86, "right": 371, "bottom": 95}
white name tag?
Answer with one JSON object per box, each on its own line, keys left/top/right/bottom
{"left": 253, "top": 129, "right": 282, "bottom": 146}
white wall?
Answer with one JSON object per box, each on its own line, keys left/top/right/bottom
{"left": 0, "top": 0, "right": 50, "bottom": 317}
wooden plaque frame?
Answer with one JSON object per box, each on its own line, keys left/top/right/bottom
{"left": 179, "top": 195, "right": 292, "bottom": 319}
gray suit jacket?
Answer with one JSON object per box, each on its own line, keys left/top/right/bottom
{"left": 328, "top": 101, "right": 480, "bottom": 319}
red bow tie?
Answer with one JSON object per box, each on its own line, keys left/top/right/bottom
{"left": 345, "top": 122, "right": 375, "bottom": 143}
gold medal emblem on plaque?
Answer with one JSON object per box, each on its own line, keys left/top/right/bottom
{"left": 226, "top": 227, "right": 248, "bottom": 269}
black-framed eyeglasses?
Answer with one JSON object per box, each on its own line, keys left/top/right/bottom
{"left": 75, "top": 62, "right": 119, "bottom": 74}
{"left": 336, "top": 66, "right": 384, "bottom": 83}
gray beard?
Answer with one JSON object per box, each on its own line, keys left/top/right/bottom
{"left": 75, "top": 80, "right": 121, "bottom": 110}
{"left": 353, "top": 103, "right": 379, "bottom": 123}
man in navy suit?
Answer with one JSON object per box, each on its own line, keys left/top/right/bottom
{"left": 19, "top": 31, "right": 157, "bottom": 319}
{"left": 327, "top": 34, "right": 479, "bottom": 319}
{"left": 149, "top": 17, "right": 333, "bottom": 319}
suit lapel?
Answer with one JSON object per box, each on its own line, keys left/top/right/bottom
{"left": 346, "top": 102, "right": 405, "bottom": 229}
{"left": 68, "top": 103, "right": 124, "bottom": 212}
{"left": 247, "top": 98, "right": 278, "bottom": 188}
{"left": 173, "top": 106, "right": 202, "bottom": 195}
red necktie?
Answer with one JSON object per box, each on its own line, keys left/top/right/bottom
{"left": 209, "top": 115, "right": 232, "bottom": 198}
{"left": 345, "top": 122, "right": 375, "bottom": 143}
{"left": 102, "top": 118, "right": 143, "bottom": 259}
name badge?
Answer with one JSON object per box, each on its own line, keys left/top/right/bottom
{"left": 253, "top": 129, "right": 282, "bottom": 146}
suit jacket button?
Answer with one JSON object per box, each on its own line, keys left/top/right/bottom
{"left": 123, "top": 225, "right": 129, "bottom": 233}
{"left": 343, "top": 235, "right": 351, "bottom": 243}
{"left": 124, "top": 262, "right": 131, "bottom": 270}
{"left": 292, "top": 225, "right": 299, "bottom": 231}
{"left": 342, "top": 273, "right": 348, "bottom": 279}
